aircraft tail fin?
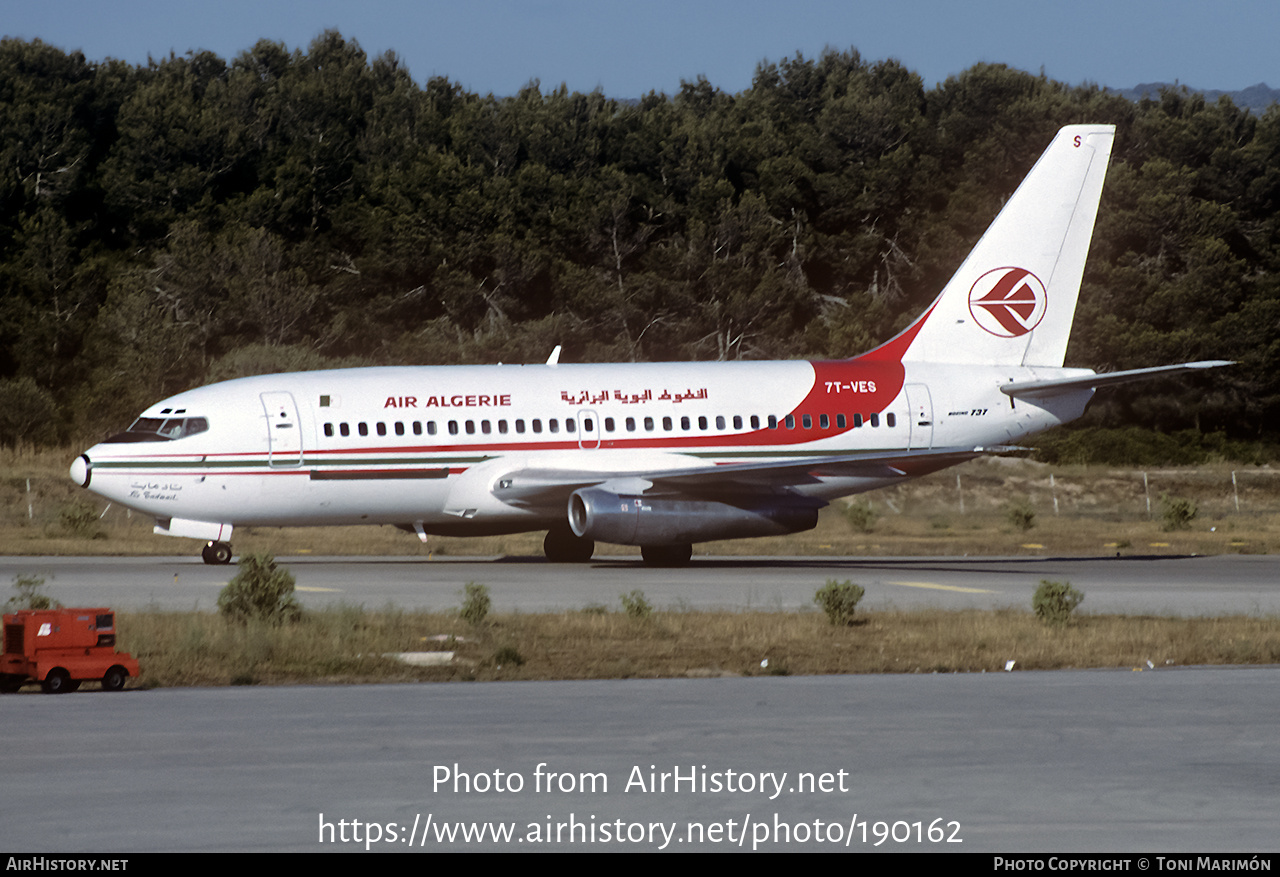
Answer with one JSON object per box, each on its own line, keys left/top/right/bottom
{"left": 859, "top": 124, "right": 1115, "bottom": 367}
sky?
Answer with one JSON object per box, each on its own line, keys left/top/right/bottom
{"left": 4, "top": 0, "right": 1278, "bottom": 98}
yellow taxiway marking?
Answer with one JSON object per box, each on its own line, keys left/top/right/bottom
{"left": 886, "top": 580, "right": 996, "bottom": 594}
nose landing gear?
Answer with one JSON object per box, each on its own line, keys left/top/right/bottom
{"left": 201, "top": 541, "right": 233, "bottom": 565}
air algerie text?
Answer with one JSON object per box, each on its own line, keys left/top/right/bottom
{"left": 384, "top": 395, "right": 512, "bottom": 408}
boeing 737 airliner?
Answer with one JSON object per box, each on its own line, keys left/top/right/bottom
{"left": 69, "top": 125, "right": 1229, "bottom": 565}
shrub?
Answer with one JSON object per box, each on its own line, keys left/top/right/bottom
{"left": 217, "top": 553, "right": 301, "bottom": 624}
{"left": 1033, "top": 579, "right": 1084, "bottom": 626}
{"left": 6, "top": 574, "right": 60, "bottom": 610}
{"left": 459, "top": 582, "right": 491, "bottom": 625}
{"left": 620, "top": 589, "right": 652, "bottom": 620}
{"left": 0, "top": 376, "right": 57, "bottom": 447}
{"left": 1006, "top": 500, "right": 1036, "bottom": 531}
{"left": 58, "top": 501, "right": 103, "bottom": 538}
{"left": 842, "top": 500, "right": 878, "bottom": 533}
{"left": 491, "top": 645, "right": 525, "bottom": 667}
{"left": 1160, "top": 494, "right": 1198, "bottom": 531}
{"left": 814, "top": 579, "right": 865, "bottom": 626}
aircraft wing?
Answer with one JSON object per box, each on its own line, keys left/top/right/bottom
{"left": 1000, "top": 360, "right": 1233, "bottom": 398}
{"left": 494, "top": 445, "right": 993, "bottom": 509}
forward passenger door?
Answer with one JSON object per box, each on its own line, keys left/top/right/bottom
{"left": 261, "top": 392, "right": 303, "bottom": 467}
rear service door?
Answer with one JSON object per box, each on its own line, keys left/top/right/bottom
{"left": 904, "top": 384, "right": 934, "bottom": 450}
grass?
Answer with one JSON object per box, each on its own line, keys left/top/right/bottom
{"left": 100, "top": 603, "right": 1280, "bottom": 688}
{"left": 6, "top": 446, "right": 1280, "bottom": 558}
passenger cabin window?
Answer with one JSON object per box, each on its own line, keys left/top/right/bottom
{"left": 302, "top": 409, "right": 910, "bottom": 444}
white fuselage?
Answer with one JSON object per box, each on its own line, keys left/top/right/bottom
{"left": 75, "top": 358, "right": 1093, "bottom": 538}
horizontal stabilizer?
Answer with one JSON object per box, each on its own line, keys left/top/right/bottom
{"left": 1000, "top": 361, "right": 1233, "bottom": 398}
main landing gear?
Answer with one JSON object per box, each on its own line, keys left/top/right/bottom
{"left": 201, "top": 541, "right": 233, "bottom": 565}
{"left": 542, "top": 526, "right": 694, "bottom": 567}
{"left": 640, "top": 544, "right": 693, "bottom": 567}
{"left": 542, "top": 525, "right": 595, "bottom": 563}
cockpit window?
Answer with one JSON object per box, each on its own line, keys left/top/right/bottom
{"left": 102, "top": 416, "right": 209, "bottom": 443}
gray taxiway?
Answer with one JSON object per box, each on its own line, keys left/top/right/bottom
{"left": 5, "top": 668, "right": 1279, "bottom": 852}
{"left": 3, "top": 552, "right": 1278, "bottom": 616}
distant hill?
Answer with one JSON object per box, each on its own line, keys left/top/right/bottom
{"left": 1109, "top": 82, "right": 1279, "bottom": 114}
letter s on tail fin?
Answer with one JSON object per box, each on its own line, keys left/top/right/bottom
{"left": 859, "top": 125, "right": 1115, "bottom": 367}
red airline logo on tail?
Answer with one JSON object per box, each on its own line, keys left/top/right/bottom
{"left": 968, "top": 267, "right": 1047, "bottom": 337}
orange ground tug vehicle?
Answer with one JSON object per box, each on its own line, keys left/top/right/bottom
{"left": 1, "top": 607, "right": 140, "bottom": 694}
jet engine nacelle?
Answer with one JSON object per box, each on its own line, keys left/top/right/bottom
{"left": 567, "top": 486, "right": 820, "bottom": 546}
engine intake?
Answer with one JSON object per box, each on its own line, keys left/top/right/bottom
{"left": 568, "top": 487, "right": 819, "bottom": 546}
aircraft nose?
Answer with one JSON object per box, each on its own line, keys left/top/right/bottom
{"left": 70, "top": 454, "right": 91, "bottom": 489}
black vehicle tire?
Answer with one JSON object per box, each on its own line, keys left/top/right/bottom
{"left": 42, "top": 668, "right": 72, "bottom": 694}
{"left": 102, "top": 666, "right": 128, "bottom": 692}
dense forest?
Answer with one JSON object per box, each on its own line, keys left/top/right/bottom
{"left": 1, "top": 31, "right": 1277, "bottom": 453}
